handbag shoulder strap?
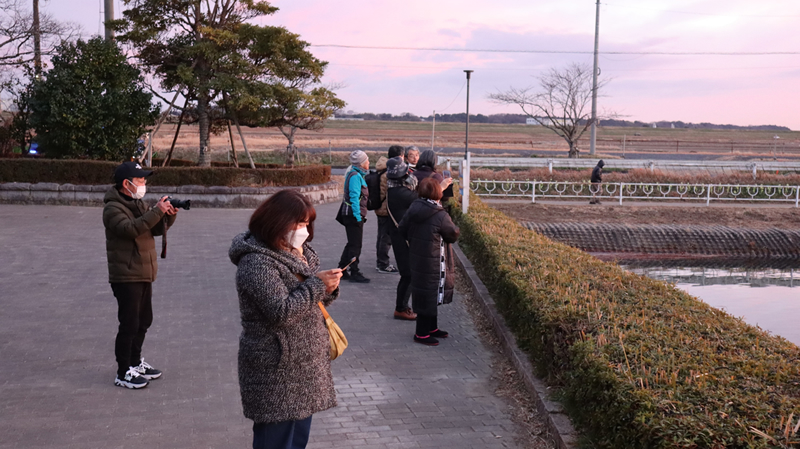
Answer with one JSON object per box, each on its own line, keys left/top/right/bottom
{"left": 318, "top": 302, "right": 330, "bottom": 319}
{"left": 343, "top": 170, "right": 358, "bottom": 205}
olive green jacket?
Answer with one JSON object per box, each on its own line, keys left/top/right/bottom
{"left": 103, "top": 188, "right": 176, "bottom": 283}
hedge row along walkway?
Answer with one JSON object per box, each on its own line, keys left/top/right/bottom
{"left": 523, "top": 222, "right": 800, "bottom": 261}
{"left": 0, "top": 203, "right": 538, "bottom": 449}
{"left": 453, "top": 196, "right": 800, "bottom": 448}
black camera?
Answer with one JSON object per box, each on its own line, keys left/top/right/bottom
{"left": 168, "top": 197, "right": 191, "bottom": 210}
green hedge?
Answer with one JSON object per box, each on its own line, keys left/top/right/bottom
{"left": 452, "top": 195, "right": 800, "bottom": 448}
{"left": 0, "top": 158, "right": 330, "bottom": 187}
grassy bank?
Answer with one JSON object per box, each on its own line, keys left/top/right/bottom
{"left": 452, "top": 195, "right": 800, "bottom": 448}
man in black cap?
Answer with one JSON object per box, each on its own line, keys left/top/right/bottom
{"left": 103, "top": 161, "right": 178, "bottom": 389}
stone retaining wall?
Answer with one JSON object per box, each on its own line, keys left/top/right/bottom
{"left": 0, "top": 181, "right": 341, "bottom": 207}
{"left": 523, "top": 222, "right": 800, "bottom": 260}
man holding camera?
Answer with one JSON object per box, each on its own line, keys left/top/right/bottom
{"left": 103, "top": 161, "right": 178, "bottom": 389}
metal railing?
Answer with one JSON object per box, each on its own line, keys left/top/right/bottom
{"left": 460, "top": 157, "right": 800, "bottom": 177}
{"left": 470, "top": 180, "right": 800, "bottom": 206}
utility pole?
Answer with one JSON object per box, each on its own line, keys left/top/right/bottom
{"left": 430, "top": 110, "right": 436, "bottom": 150}
{"left": 32, "top": 0, "right": 42, "bottom": 75}
{"left": 462, "top": 70, "right": 473, "bottom": 213}
{"left": 589, "top": 0, "right": 600, "bottom": 155}
{"left": 104, "top": 0, "right": 115, "bottom": 40}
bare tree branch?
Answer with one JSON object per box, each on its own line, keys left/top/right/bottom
{"left": 0, "top": 0, "right": 81, "bottom": 66}
{"left": 489, "top": 63, "right": 611, "bottom": 158}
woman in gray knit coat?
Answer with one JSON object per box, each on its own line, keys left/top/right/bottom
{"left": 229, "top": 190, "right": 342, "bottom": 449}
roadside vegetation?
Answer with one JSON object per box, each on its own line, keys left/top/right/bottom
{"left": 452, "top": 195, "right": 800, "bottom": 448}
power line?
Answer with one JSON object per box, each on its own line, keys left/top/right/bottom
{"left": 311, "top": 44, "right": 800, "bottom": 56}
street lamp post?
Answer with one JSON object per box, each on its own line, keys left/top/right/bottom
{"left": 462, "top": 70, "right": 473, "bottom": 213}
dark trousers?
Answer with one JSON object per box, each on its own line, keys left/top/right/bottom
{"left": 111, "top": 282, "right": 153, "bottom": 377}
{"left": 338, "top": 221, "right": 364, "bottom": 274}
{"left": 415, "top": 314, "right": 438, "bottom": 337}
{"left": 253, "top": 416, "right": 312, "bottom": 449}
{"left": 375, "top": 215, "right": 393, "bottom": 269}
{"left": 389, "top": 226, "right": 411, "bottom": 312}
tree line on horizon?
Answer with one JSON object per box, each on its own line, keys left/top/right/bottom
{"left": 333, "top": 112, "right": 789, "bottom": 132}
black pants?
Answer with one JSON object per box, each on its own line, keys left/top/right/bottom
{"left": 389, "top": 226, "right": 412, "bottom": 312}
{"left": 111, "top": 282, "right": 153, "bottom": 377}
{"left": 415, "top": 314, "right": 438, "bottom": 337}
{"left": 253, "top": 416, "right": 312, "bottom": 449}
{"left": 338, "top": 221, "right": 364, "bottom": 274}
{"left": 375, "top": 215, "right": 393, "bottom": 269}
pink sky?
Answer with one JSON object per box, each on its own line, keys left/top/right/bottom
{"left": 50, "top": 0, "right": 800, "bottom": 129}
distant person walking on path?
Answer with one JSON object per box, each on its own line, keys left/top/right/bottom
{"left": 373, "top": 145, "right": 405, "bottom": 274}
{"left": 103, "top": 161, "right": 178, "bottom": 389}
{"left": 398, "top": 177, "right": 460, "bottom": 346}
{"left": 590, "top": 159, "right": 605, "bottom": 204}
{"left": 386, "top": 156, "right": 419, "bottom": 321}
{"left": 336, "top": 150, "right": 371, "bottom": 283}
{"left": 405, "top": 145, "right": 420, "bottom": 173}
{"left": 229, "top": 190, "right": 342, "bottom": 449}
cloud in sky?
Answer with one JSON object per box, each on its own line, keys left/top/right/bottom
{"left": 47, "top": 0, "right": 800, "bottom": 128}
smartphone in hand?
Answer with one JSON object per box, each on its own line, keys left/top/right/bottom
{"left": 443, "top": 170, "right": 451, "bottom": 178}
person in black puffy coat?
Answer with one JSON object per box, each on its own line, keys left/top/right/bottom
{"left": 386, "top": 157, "right": 419, "bottom": 321}
{"left": 397, "top": 177, "right": 460, "bottom": 346}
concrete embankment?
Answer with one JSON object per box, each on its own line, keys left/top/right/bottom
{"left": 523, "top": 222, "right": 800, "bottom": 262}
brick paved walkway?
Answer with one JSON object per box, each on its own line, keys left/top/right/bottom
{"left": 0, "top": 203, "right": 522, "bottom": 449}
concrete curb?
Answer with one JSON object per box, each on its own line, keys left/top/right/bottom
{"left": 0, "top": 181, "right": 340, "bottom": 207}
{"left": 452, "top": 242, "right": 579, "bottom": 449}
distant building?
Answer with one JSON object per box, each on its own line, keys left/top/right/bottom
{"left": 651, "top": 122, "right": 657, "bottom": 128}
{"left": 526, "top": 116, "right": 566, "bottom": 126}
{"left": 329, "top": 115, "right": 364, "bottom": 121}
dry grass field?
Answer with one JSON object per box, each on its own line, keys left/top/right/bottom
{"left": 151, "top": 120, "right": 800, "bottom": 164}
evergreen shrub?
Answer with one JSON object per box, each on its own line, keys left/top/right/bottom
{"left": 0, "top": 158, "right": 330, "bottom": 187}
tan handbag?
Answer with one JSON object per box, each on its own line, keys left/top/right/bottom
{"left": 318, "top": 302, "right": 348, "bottom": 360}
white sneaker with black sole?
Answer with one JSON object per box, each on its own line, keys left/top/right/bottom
{"left": 133, "top": 358, "right": 162, "bottom": 380}
{"left": 376, "top": 264, "right": 398, "bottom": 274}
{"left": 115, "top": 367, "right": 149, "bottom": 389}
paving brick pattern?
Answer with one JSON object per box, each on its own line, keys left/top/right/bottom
{"left": 0, "top": 203, "right": 522, "bottom": 449}
{"left": 524, "top": 221, "right": 800, "bottom": 260}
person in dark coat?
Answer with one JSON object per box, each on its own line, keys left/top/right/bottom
{"left": 412, "top": 149, "right": 454, "bottom": 201}
{"left": 398, "top": 177, "right": 460, "bottom": 346}
{"left": 385, "top": 157, "right": 419, "bottom": 321}
{"left": 229, "top": 190, "right": 342, "bottom": 449}
{"left": 104, "top": 161, "right": 177, "bottom": 389}
{"left": 590, "top": 159, "right": 605, "bottom": 204}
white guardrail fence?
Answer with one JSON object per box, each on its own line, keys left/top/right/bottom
{"left": 438, "top": 155, "right": 800, "bottom": 213}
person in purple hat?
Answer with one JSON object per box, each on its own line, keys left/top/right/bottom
{"left": 103, "top": 161, "right": 178, "bottom": 389}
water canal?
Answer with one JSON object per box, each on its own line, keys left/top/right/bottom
{"left": 624, "top": 264, "right": 800, "bottom": 346}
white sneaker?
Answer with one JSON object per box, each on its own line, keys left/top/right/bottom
{"left": 115, "top": 367, "right": 149, "bottom": 389}
{"left": 133, "top": 358, "right": 162, "bottom": 380}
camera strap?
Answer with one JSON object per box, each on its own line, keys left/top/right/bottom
{"left": 160, "top": 217, "right": 169, "bottom": 259}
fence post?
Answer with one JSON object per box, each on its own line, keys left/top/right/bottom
{"left": 706, "top": 184, "right": 711, "bottom": 206}
{"left": 619, "top": 182, "right": 623, "bottom": 205}
{"left": 622, "top": 135, "right": 626, "bottom": 157}
{"left": 532, "top": 181, "right": 536, "bottom": 203}
{"left": 548, "top": 159, "right": 553, "bottom": 173}
{"left": 796, "top": 186, "right": 799, "bottom": 208}
{"left": 462, "top": 154, "right": 470, "bottom": 214}
{"left": 649, "top": 161, "right": 655, "bottom": 174}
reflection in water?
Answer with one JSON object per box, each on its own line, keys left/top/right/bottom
{"left": 626, "top": 266, "right": 798, "bottom": 288}
{"left": 622, "top": 264, "right": 800, "bottom": 347}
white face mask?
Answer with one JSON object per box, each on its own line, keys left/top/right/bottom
{"left": 126, "top": 181, "right": 146, "bottom": 199}
{"left": 286, "top": 225, "right": 309, "bottom": 249}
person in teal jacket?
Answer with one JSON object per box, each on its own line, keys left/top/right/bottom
{"left": 338, "top": 150, "right": 371, "bottom": 283}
